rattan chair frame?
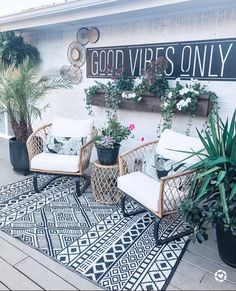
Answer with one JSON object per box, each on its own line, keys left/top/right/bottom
{"left": 118, "top": 140, "right": 196, "bottom": 245}
{"left": 27, "top": 123, "right": 97, "bottom": 196}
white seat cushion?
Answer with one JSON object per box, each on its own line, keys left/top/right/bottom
{"left": 31, "top": 153, "right": 79, "bottom": 172}
{"left": 51, "top": 116, "right": 94, "bottom": 139}
{"left": 156, "top": 129, "right": 204, "bottom": 164}
{"left": 118, "top": 171, "right": 160, "bottom": 212}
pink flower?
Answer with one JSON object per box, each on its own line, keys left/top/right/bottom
{"left": 140, "top": 137, "right": 144, "bottom": 142}
{"left": 128, "top": 124, "right": 135, "bottom": 131}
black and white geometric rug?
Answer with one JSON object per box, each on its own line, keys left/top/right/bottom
{"left": 0, "top": 176, "right": 189, "bottom": 291}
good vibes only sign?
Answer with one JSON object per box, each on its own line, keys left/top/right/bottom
{"left": 86, "top": 38, "right": 236, "bottom": 81}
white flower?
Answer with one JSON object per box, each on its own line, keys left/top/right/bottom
{"left": 176, "top": 102, "right": 183, "bottom": 111}
{"left": 185, "top": 97, "right": 192, "bottom": 104}
{"left": 163, "top": 102, "right": 169, "bottom": 108}
{"left": 137, "top": 97, "right": 142, "bottom": 101}
{"left": 179, "top": 88, "right": 188, "bottom": 95}
{"left": 167, "top": 91, "right": 173, "bottom": 99}
{"left": 121, "top": 92, "right": 128, "bottom": 98}
{"left": 190, "top": 78, "right": 199, "bottom": 85}
{"left": 176, "top": 99, "right": 187, "bottom": 111}
{"left": 128, "top": 93, "right": 136, "bottom": 99}
{"left": 134, "top": 77, "right": 143, "bottom": 87}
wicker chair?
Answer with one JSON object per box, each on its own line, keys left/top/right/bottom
{"left": 117, "top": 129, "right": 202, "bottom": 245}
{"left": 27, "top": 119, "right": 97, "bottom": 196}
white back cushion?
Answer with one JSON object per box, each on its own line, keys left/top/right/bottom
{"left": 156, "top": 129, "right": 203, "bottom": 164}
{"left": 51, "top": 117, "right": 94, "bottom": 139}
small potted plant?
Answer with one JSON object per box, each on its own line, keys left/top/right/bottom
{"left": 93, "top": 116, "right": 135, "bottom": 165}
{"left": 180, "top": 110, "right": 236, "bottom": 267}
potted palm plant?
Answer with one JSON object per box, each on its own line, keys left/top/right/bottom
{"left": 0, "top": 31, "right": 40, "bottom": 67}
{"left": 180, "top": 110, "right": 236, "bottom": 267}
{"left": 93, "top": 116, "right": 134, "bottom": 165}
{"left": 0, "top": 59, "right": 72, "bottom": 173}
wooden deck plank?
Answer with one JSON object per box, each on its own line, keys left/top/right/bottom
{"left": 0, "top": 258, "right": 42, "bottom": 290}
{"left": 183, "top": 250, "right": 236, "bottom": 285}
{"left": 173, "top": 260, "right": 206, "bottom": 282}
{"left": 166, "top": 283, "right": 181, "bottom": 290}
{"left": 202, "top": 238, "right": 218, "bottom": 250}
{"left": 14, "top": 257, "right": 77, "bottom": 291}
{"left": 169, "top": 271, "right": 209, "bottom": 290}
{"left": 0, "top": 230, "right": 103, "bottom": 291}
{"left": 0, "top": 282, "right": 9, "bottom": 290}
{"left": 188, "top": 242, "right": 236, "bottom": 275}
{"left": 0, "top": 237, "right": 28, "bottom": 265}
{"left": 201, "top": 272, "right": 236, "bottom": 290}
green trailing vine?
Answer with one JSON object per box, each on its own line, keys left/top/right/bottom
{"left": 84, "top": 58, "right": 219, "bottom": 137}
{"left": 158, "top": 79, "right": 219, "bottom": 136}
{"left": 84, "top": 58, "right": 170, "bottom": 117}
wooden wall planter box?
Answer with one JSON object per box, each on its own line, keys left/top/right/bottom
{"left": 89, "top": 91, "right": 211, "bottom": 117}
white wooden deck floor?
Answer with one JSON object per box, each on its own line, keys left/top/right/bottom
{"left": 1, "top": 137, "right": 236, "bottom": 290}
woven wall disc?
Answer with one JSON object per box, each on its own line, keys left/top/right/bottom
{"left": 88, "top": 27, "right": 100, "bottom": 43}
{"left": 67, "top": 41, "right": 85, "bottom": 67}
{"left": 77, "top": 27, "right": 89, "bottom": 45}
{"left": 69, "top": 65, "right": 82, "bottom": 84}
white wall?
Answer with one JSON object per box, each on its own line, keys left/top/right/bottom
{"left": 27, "top": 6, "right": 236, "bottom": 156}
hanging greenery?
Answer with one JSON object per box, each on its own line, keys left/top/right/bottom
{"left": 159, "top": 78, "right": 219, "bottom": 136}
{"left": 0, "top": 31, "right": 40, "bottom": 67}
{"left": 85, "top": 57, "right": 219, "bottom": 137}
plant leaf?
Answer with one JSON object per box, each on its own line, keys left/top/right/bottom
{"left": 219, "top": 183, "right": 230, "bottom": 224}
{"left": 229, "top": 184, "right": 236, "bottom": 200}
{"left": 216, "top": 170, "right": 227, "bottom": 186}
{"left": 195, "top": 173, "right": 213, "bottom": 202}
{"left": 195, "top": 166, "right": 221, "bottom": 179}
{"left": 230, "top": 135, "right": 236, "bottom": 165}
{"left": 227, "top": 110, "right": 236, "bottom": 148}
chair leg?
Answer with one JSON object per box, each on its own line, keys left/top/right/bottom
{"left": 121, "top": 195, "right": 146, "bottom": 217}
{"left": 75, "top": 177, "right": 81, "bottom": 197}
{"left": 33, "top": 173, "right": 40, "bottom": 193}
{"left": 154, "top": 217, "right": 192, "bottom": 246}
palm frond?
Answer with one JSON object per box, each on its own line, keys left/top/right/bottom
{"left": 0, "top": 58, "right": 72, "bottom": 141}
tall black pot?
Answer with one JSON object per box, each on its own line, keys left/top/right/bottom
{"left": 96, "top": 144, "right": 120, "bottom": 165}
{"left": 216, "top": 223, "right": 236, "bottom": 268}
{"left": 9, "top": 137, "right": 29, "bottom": 173}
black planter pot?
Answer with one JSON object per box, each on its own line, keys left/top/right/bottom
{"left": 216, "top": 223, "right": 236, "bottom": 268}
{"left": 9, "top": 137, "right": 29, "bottom": 173}
{"left": 96, "top": 144, "right": 121, "bottom": 165}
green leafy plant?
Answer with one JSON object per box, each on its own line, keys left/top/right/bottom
{"left": 0, "top": 59, "right": 72, "bottom": 142}
{"left": 0, "top": 31, "right": 40, "bottom": 67}
{"left": 159, "top": 78, "right": 218, "bottom": 135}
{"left": 109, "top": 66, "right": 134, "bottom": 92}
{"left": 180, "top": 110, "right": 236, "bottom": 243}
{"left": 93, "top": 116, "right": 135, "bottom": 148}
{"left": 84, "top": 57, "right": 169, "bottom": 116}
{"left": 135, "top": 57, "right": 169, "bottom": 97}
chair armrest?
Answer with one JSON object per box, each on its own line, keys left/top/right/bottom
{"left": 79, "top": 139, "right": 94, "bottom": 173}
{"left": 158, "top": 169, "right": 198, "bottom": 217}
{"left": 119, "top": 140, "right": 158, "bottom": 176}
{"left": 27, "top": 123, "right": 52, "bottom": 163}
{"left": 79, "top": 127, "right": 97, "bottom": 174}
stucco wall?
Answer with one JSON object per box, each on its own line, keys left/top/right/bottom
{"left": 27, "top": 6, "right": 236, "bottom": 155}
